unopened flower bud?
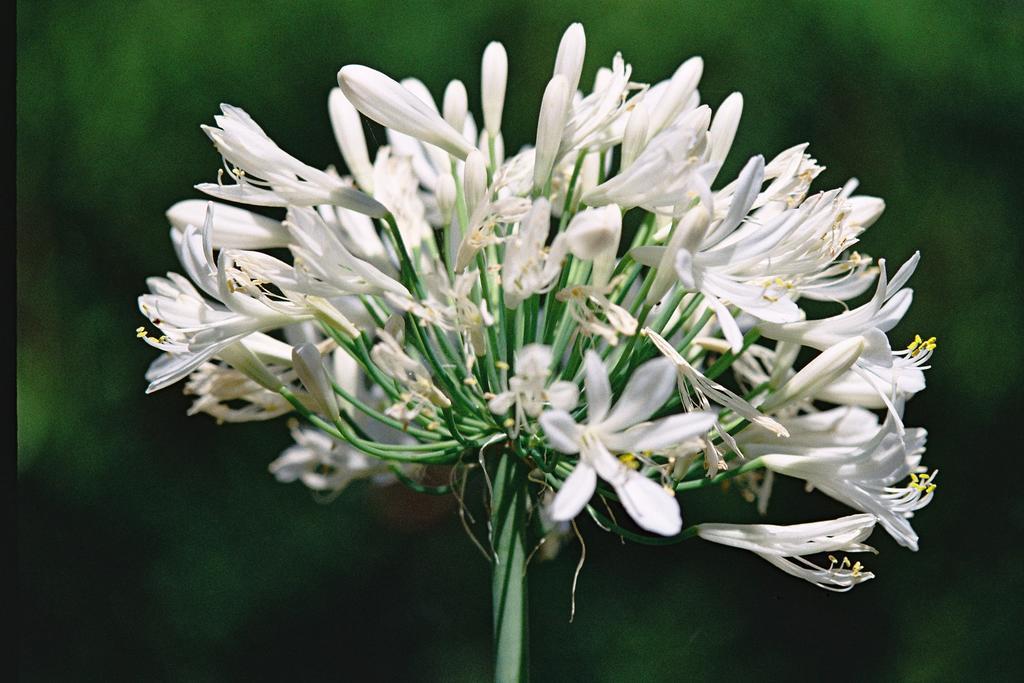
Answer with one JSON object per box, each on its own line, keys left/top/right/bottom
{"left": 219, "top": 342, "right": 283, "bottom": 392}
{"left": 760, "top": 336, "right": 866, "bottom": 412}
{"left": 338, "top": 65, "right": 475, "bottom": 160}
{"left": 463, "top": 150, "right": 488, "bottom": 217}
{"left": 328, "top": 87, "right": 376, "bottom": 192}
{"left": 649, "top": 56, "right": 703, "bottom": 135}
{"left": 443, "top": 79, "right": 468, "bottom": 134}
{"left": 533, "top": 75, "right": 570, "bottom": 192}
{"left": 553, "top": 23, "right": 586, "bottom": 101}
{"left": 292, "top": 343, "right": 341, "bottom": 422}
{"left": 481, "top": 42, "right": 507, "bottom": 137}
{"left": 620, "top": 101, "right": 649, "bottom": 171}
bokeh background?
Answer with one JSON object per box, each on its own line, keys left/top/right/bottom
{"left": 18, "top": 1, "right": 1024, "bottom": 680}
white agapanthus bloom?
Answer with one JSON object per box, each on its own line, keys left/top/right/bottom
{"left": 697, "top": 514, "right": 878, "bottom": 591}
{"left": 269, "top": 420, "right": 394, "bottom": 493}
{"left": 739, "top": 407, "right": 934, "bottom": 550}
{"left": 488, "top": 344, "right": 578, "bottom": 434}
{"left": 540, "top": 351, "right": 717, "bottom": 535}
{"left": 137, "top": 23, "right": 939, "bottom": 677}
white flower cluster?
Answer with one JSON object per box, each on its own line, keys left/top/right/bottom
{"left": 138, "top": 23, "right": 937, "bottom": 591}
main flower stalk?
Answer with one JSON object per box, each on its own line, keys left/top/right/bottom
{"left": 490, "top": 450, "right": 530, "bottom": 683}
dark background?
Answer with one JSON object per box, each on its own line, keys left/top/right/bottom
{"left": 18, "top": 1, "right": 1024, "bottom": 680}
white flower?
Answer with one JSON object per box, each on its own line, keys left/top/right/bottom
{"left": 741, "top": 407, "right": 934, "bottom": 550}
{"left": 369, "top": 328, "right": 451, "bottom": 423}
{"left": 197, "top": 104, "right": 386, "bottom": 216}
{"left": 759, "top": 253, "right": 919, "bottom": 368}
{"left": 488, "top": 344, "right": 578, "bottom": 434}
{"left": 643, "top": 327, "right": 787, "bottom": 473}
{"left": 501, "top": 199, "right": 565, "bottom": 308}
{"left": 697, "top": 514, "right": 878, "bottom": 591}
{"left": 582, "top": 106, "right": 714, "bottom": 213}
{"left": 167, "top": 199, "right": 289, "bottom": 250}
{"left": 291, "top": 343, "right": 341, "bottom": 422}
{"left": 540, "top": 351, "right": 717, "bottom": 535}
{"left": 555, "top": 282, "right": 638, "bottom": 346}
{"left": 269, "top": 421, "right": 393, "bottom": 493}
{"left": 184, "top": 360, "right": 294, "bottom": 423}
{"left": 285, "top": 207, "right": 408, "bottom": 298}
{"left": 646, "top": 56, "right": 703, "bottom": 137}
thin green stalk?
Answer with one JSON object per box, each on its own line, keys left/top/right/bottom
{"left": 491, "top": 452, "right": 530, "bottom": 683}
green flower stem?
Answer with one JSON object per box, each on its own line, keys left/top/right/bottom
{"left": 610, "top": 262, "right": 643, "bottom": 305}
{"left": 490, "top": 451, "right": 530, "bottom": 683}
{"left": 328, "top": 378, "right": 445, "bottom": 442}
{"left": 660, "top": 292, "right": 705, "bottom": 340}
{"left": 539, "top": 254, "right": 574, "bottom": 342}
{"left": 560, "top": 152, "right": 587, "bottom": 220}
{"left": 675, "top": 457, "right": 766, "bottom": 491}
{"left": 586, "top": 502, "right": 699, "bottom": 546}
{"left": 388, "top": 464, "right": 453, "bottom": 495}
{"left": 278, "top": 388, "right": 464, "bottom": 463}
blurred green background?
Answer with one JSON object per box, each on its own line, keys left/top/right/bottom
{"left": 17, "top": 1, "right": 1024, "bottom": 680}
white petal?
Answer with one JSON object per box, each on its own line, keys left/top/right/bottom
{"left": 628, "top": 411, "right": 717, "bottom": 451}
{"left": 615, "top": 471, "right": 682, "bottom": 536}
{"left": 547, "top": 381, "right": 580, "bottom": 412}
{"left": 549, "top": 462, "right": 597, "bottom": 521}
{"left": 600, "top": 357, "right": 675, "bottom": 432}
{"left": 583, "top": 350, "right": 612, "bottom": 423}
{"left": 539, "top": 410, "right": 582, "bottom": 454}
{"left": 706, "top": 296, "right": 744, "bottom": 353}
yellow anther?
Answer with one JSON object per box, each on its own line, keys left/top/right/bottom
{"left": 495, "top": 361, "right": 510, "bottom": 370}
{"left": 907, "top": 334, "right": 937, "bottom": 357}
{"left": 463, "top": 377, "right": 478, "bottom": 386}
{"left": 503, "top": 418, "right": 515, "bottom": 428}
{"left": 136, "top": 326, "right": 147, "bottom": 338}
{"left": 617, "top": 453, "right": 640, "bottom": 470}
{"left": 426, "top": 421, "right": 440, "bottom": 431}
{"left": 909, "top": 472, "right": 937, "bottom": 493}
{"left": 851, "top": 561, "right": 863, "bottom": 577}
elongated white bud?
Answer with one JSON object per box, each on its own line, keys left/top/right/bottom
{"left": 481, "top": 41, "right": 507, "bottom": 137}
{"left": 463, "top": 150, "right": 488, "bottom": 217}
{"left": 306, "top": 295, "right": 359, "bottom": 339}
{"left": 760, "top": 336, "right": 865, "bottom": 412}
{"left": 292, "top": 343, "right": 340, "bottom": 422}
{"left": 436, "top": 172, "right": 457, "bottom": 225}
{"left": 533, "top": 75, "right": 570, "bottom": 192}
{"left": 328, "top": 88, "right": 375, "bottom": 192}
{"left": 553, "top": 23, "right": 586, "bottom": 100}
{"left": 620, "top": 101, "right": 649, "bottom": 171}
{"left": 338, "top": 65, "right": 475, "bottom": 160}
{"left": 442, "top": 79, "right": 468, "bottom": 133}
{"left": 218, "top": 342, "right": 283, "bottom": 391}
{"left": 167, "top": 199, "right": 289, "bottom": 250}
{"left": 709, "top": 91, "right": 743, "bottom": 170}
{"left": 649, "top": 56, "right": 703, "bottom": 135}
